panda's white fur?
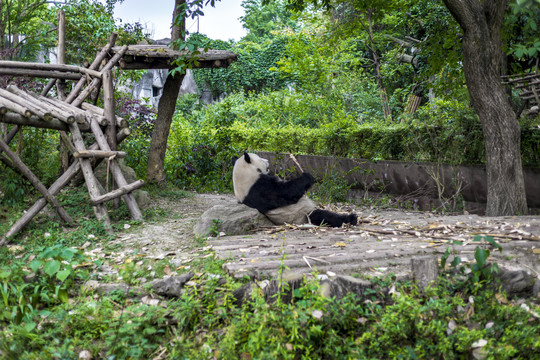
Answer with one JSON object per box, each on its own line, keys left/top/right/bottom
{"left": 232, "top": 152, "right": 269, "bottom": 201}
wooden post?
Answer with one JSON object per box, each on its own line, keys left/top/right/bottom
{"left": 0, "top": 130, "right": 130, "bottom": 244}
{"left": 89, "top": 119, "right": 143, "bottom": 221}
{"left": 56, "top": 10, "right": 67, "bottom": 100}
{"left": 70, "top": 45, "right": 128, "bottom": 107}
{"left": 102, "top": 70, "right": 117, "bottom": 150}
{"left": 411, "top": 256, "right": 439, "bottom": 291}
{"left": 0, "top": 138, "right": 74, "bottom": 226}
{"left": 68, "top": 123, "right": 112, "bottom": 230}
{"left": 65, "top": 33, "right": 118, "bottom": 104}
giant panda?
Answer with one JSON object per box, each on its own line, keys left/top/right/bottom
{"left": 232, "top": 152, "right": 357, "bottom": 227}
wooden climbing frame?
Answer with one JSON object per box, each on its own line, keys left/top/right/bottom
{"left": 0, "top": 34, "right": 143, "bottom": 244}
{"left": 0, "top": 26, "right": 238, "bottom": 244}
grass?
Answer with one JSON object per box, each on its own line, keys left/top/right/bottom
{"left": 0, "top": 184, "right": 539, "bottom": 359}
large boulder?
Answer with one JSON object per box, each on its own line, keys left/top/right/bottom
{"left": 194, "top": 203, "right": 274, "bottom": 237}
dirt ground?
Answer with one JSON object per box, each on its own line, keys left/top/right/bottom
{"left": 112, "top": 192, "right": 540, "bottom": 282}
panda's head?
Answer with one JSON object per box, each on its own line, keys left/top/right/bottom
{"left": 232, "top": 152, "right": 269, "bottom": 201}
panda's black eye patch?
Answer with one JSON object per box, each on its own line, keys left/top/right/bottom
{"left": 257, "top": 169, "right": 262, "bottom": 173}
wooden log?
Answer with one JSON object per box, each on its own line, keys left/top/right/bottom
{"left": 73, "top": 150, "right": 127, "bottom": 159}
{"left": 68, "top": 123, "right": 112, "bottom": 228}
{"left": 102, "top": 70, "right": 117, "bottom": 150}
{"left": 0, "top": 138, "right": 75, "bottom": 226}
{"left": 59, "top": 131, "right": 77, "bottom": 154}
{"left": 65, "top": 33, "right": 118, "bottom": 104}
{"left": 0, "top": 87, "right": 52, "bottom": 121}
{"left": 0, "top": 96, "right": 32, "bottom": 118}
{"left": 0, "top": 129, "right": 129, "bottom": 244}
{"left": 90, "top": 180, "right": 145, "bottom": 205}
{"left": 0, "top": 61, "right": 102, "bottom": 78}
{"left": 7, "top": 85, "right": 74, "bottom": 124}
{"left": 71, "top": 45, "right": 129, "bottom": 107}
{"left": 89, "top": 118, "right": 143, "bottom": 220}
{"left": 90, "top": 113, "right": 108, "bottom": 127}
{"left": 56, "top": 10, "right": 67, "bottom": 101}
{"left": 41, "top": 79, "right": 57, "bottom": 96}
{"left": 35, "top": 95, "right": 80, "bottom": 124}
{"left": 3, "top": 125, "right": 19, "bottom": 145}
{"left": 1, "top": 112, "right": 90, "bottom": 132}
{"left": 0, "top": 68, "right": 82, "bottom": 80}
{"left": 81, "top": 102, "right": 128, "bottom": 128}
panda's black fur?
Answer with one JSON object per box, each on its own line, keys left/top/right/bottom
{"left": 232, "top": 152, "right": 357, "bottom": 227}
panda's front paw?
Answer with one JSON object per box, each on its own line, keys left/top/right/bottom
{"left": 300, "top": 172, "right": 315, "bottom": 188}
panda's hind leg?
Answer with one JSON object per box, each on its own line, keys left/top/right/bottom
{"left": 309, "top": 209, "right": 357, "bottom": 227}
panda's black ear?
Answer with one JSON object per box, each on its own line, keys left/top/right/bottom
{"left": 231, "top": 156, "right": 238, "bottom": 166}
{"left": 244, "top": 152, "right": 251, "bottom": 164}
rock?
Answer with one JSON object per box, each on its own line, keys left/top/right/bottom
{"left": 82, "top": 280, "right": 142, "bottom": 296}
{"left": 79, "top": 350, "right": 92, "bottom": 360}
{"left": 150, "top": 272, "right": 194, "bottom": 297}
{"left": 498, "top": 269, "right": 536, "bottom": 297}
{"left": 533, "top": 279, "right": 540, "bottom": 299}
{"left": 193, "top": 203, "right": 274, "bottom": 237}
{"left": 328, "top": 275, "right": 372, "bottom": 300}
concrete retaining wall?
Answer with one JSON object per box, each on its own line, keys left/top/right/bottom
{"left": 258, "top": 152, "right": 540, "bottom": 214}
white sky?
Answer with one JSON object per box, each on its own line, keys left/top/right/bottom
{"left": 112, "top": 0, "right": 247, "bottom": 41}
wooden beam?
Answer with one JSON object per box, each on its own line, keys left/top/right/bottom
{"left": 0, "top": 138, "right": 75, "bottom": 226}
{"left": 73, "top": 150, "right": 127, "bottom": 159}
{"left": 68, "top": 123, "right": 112, "bottom": 229}
{"left": 89, "top": 118, "right": 143, "bottom": 221}
{"left": 2, "top": 112, "right": 90, "bottom": 132}
{"left": 0, "top": 61, "right": 102, "bottom": 78}
{"left": 70, "top": 45, "right": 129, "bottom": 107}
{"left": 1, "top": 130, "right": 129, "bottom": 244}
{"left": 90, "top": 180, "right": 145, "bottom": 205}
{"left": 65, "top": 33, "right": 118, "bottom": 104}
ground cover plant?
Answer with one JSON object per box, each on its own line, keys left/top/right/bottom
{"left": 1, "top": 186, "right": 539, "bottom": 359}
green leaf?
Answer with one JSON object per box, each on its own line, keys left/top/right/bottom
{"left": 24, "top": 321, "right": 37, "bottom": 332}
{"left": 60, "top": 248, "right": 76, "bottom": 261}
{"left": 56, "top": 269, "right": 71, "bottom": 282}
{"left": 484, "top": 236, "right": 502, "bottom": 252}
{"left": 474, "top": 248, "right": 489, "bottom": 268}
{"left": 58, "top": 289, "right": 68, "bottom": 303}
{"left": 450, "top": 256, "right": 461, "bottom": 268}
{"left": 29, "top": 259, "right": 42, "bottom": 272}
{"left": 43, "top": 260, "right": 61, "bottom": 276}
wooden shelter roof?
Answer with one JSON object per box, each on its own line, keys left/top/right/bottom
{"left": 110, "top": 45, "right": 238, "bottom": 70}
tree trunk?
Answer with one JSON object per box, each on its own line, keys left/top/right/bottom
{"left": 442, "top": 0, "right": 528, "bottom": 216}
{"left": 146, "top": 0, "right": 186, "bottom": 184}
